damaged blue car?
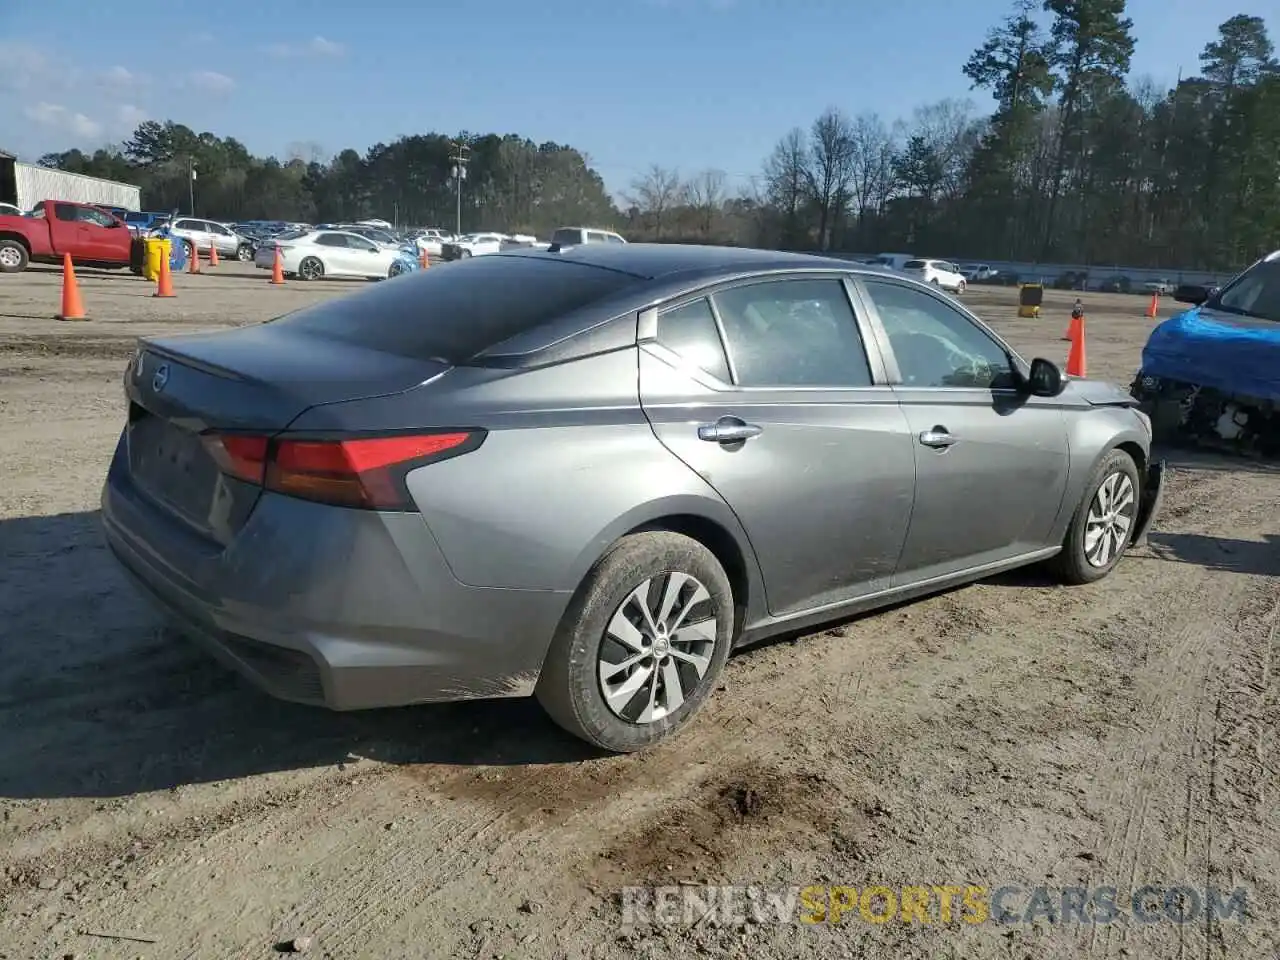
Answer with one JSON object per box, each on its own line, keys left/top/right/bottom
{"left": 1131, "top": 251, "right": 1280, "bottom": 457}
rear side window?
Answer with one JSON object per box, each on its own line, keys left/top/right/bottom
{"left": 270, "top": 255, "right": 641, "bottom": 362}
{"left": 656, "top": 298, "right": 731, "bottom": 382}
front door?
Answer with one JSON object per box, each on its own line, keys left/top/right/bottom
{"left": 639, "top": 275, "right": 917, "bottom": 617}
{"left": 857, "top": 277, "right": 1071, "bottom": 583}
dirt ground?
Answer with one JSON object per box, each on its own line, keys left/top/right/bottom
{"left": 1, "top": 261, "right": 1277, "bottom": 959}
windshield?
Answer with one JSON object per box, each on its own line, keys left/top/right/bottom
{"left": 1208, "top": 258, "right": 1280, "bottom": 323}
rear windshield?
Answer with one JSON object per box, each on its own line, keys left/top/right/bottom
{"left": 269, "top": 255, "right": 641, "bottom": 362}
{"left": 903, "top": 260, "right": 927, "bottom": 269}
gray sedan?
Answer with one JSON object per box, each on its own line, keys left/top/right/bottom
{"left": 101, "top": 245, "right": 1164, "bottom": 752}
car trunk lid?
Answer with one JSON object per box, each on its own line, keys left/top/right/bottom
{"left": 124, "top": 324, "right": 450, "bottom": 542}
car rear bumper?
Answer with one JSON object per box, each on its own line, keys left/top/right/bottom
{"left": 100, "top": 435, "right": 568, "bottom": 709}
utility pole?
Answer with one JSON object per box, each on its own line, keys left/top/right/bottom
{"left": 188, "top": 158, "right": 198, "bottom": 216}
{"left": 449, "top": 139, "right": 470, "bottom": 236}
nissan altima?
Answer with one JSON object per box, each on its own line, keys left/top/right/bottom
{"left": 102, "top": 244, "right": 1164, "bottom": 752}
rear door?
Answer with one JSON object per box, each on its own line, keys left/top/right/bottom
{"left": 639, "top": 274, "right": 916, "bottom": 617}
{"left": 856, "top": 276, "right": 1070, "bottom": 583}
{"left": 312, "top": 232, "right": 355, "bottom": 274}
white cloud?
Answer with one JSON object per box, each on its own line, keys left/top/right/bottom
{"left": 0, "top": 41, "right": 50, "bottom": 91}
{"left": 101, "top": 65, "right": 144, "bottom": 88}
{"left": 187, "top": 69, "right": 235, "bottom": 94}
{"left": 23, "top": 102, "right": 103, "bottom": 140}
{"left": 264, "top": 35, "right": 345, "bottom": 58}
{"left": 117, "top": 104, "right": 149, "bottom": 129}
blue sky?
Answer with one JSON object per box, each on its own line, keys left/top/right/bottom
{"left": 0, "top": 0, "right": 1265, "bottom": 199}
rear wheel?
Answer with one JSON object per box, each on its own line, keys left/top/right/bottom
{"left": 0, "top": 239, "right": 29, "bottom": 272}
{"left": 536, "top": 532, "right": 733, "bottom": 752}
{"left": 1051, "top": 449, "right": 1141, "bottom": 585}
{"left": 297, "top": 256, "right": 324, "bottom": 281}
{"left": 956, "top": 279, "right": 967, "bottom": 294}
{"left": 183, "top": 239, "right": 196, "bottom": 262}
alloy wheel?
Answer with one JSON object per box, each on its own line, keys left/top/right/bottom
{"left": 1084, "top": 471, "right": 1136, "bottom": 567}
{"left": 598, "top": 573, "right": 718, "bottom": 724}
{"left": 0, "top": 246, "right": 21, "bottom": 268}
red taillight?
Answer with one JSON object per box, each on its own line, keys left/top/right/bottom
{"left": 202, "top": 431, "right": 480, "bottom": 510}
{"left": 203, "top": 434, "right": 269, "bottom": 484}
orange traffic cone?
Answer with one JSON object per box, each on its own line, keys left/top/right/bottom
{"left": 1063, "top": 298, "right": 1083, "bottom": 342}
{"left": 55, "top": 253, "right": 88, "bottom": 321}
{"left": 1065, "top": 317, "right": 1087, "bottom": 377}
{"left": 187, "top": 241, "right": 200, "bottom": 273}
{"left": 418, "top": 247, "right": 428, "bottom": 269}
{"left": 1146, "top": 292, "right": 1158, "bottom": 318}
{"left": 270, "top": 246, "right": 285, "bottom": 285}
{"left": 209, "top": 240, "right": 219, "bottom": 267}
{"left": 153, "top": 249, "right": 176, "bottom": 298}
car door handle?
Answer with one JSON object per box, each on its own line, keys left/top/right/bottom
{"left": 918, "top": 427, "right": 957, "bottom": 448}
{"left": 698, "top": 418, "right": 762, "bottom": 443}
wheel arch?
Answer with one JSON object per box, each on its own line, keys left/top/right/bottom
{"left": 562, "top": 496, "right": 766, "bottom": 646}
{"left": 0, "top": 231, "right": 32, "bottom": 253}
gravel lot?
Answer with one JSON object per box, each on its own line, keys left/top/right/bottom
{"left": 1, "top": 261, "right": 1277, "bottom": 959}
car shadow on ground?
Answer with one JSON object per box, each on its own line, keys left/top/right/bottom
{"left": 0, "top": 509, "right": 599, "bottom": 801}
{"left": 1145, "top": 531, "right": 1280, "bottom": 576}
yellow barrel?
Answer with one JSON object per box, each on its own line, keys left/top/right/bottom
{"left": 142, "top": 237, "right": 172, "bottom": 281}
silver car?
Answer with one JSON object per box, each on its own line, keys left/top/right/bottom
{"left": 101, "top": 245, "right": 1164, "bottom": 752}
{"left": 167, "top": 217, "right": 253, "bottom": 261}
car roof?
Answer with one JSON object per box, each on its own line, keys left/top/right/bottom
{"left": 500, "top": 242, "right": 853, "bottom": 280}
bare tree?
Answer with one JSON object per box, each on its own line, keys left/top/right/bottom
{"left": 625, "top": 164, "right": 682, "bottom": 238}
{"left": 804, "top": 108, "right": 855, "bottom": 249}
{"left": 847, "top": 113, "right": 896, "bottom": 234}
{"left": 682, "top": 168, "right": 727, "bottom": 238}
{"left": 762, "top": 128, "right": 809, "bottom": 246}
{"left": 907, "top": 99, "right": 983, "bottom": 200}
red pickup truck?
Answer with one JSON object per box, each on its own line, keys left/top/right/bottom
{"left": 0, "top": 200, "right": 138, "bottom": 273}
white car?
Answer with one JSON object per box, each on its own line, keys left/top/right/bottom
{"left": 253, "top": 229, "right": 403, "bottom": 281}
{"left": 412, "top": 228, "right": 453, "bottom": 257}
{"left": 548, "top": 227, "right": 626, "bottom": 251}
{"left": 0, "top": 202, "right": 24, "bottom": 217}
{"left": 168, "top": 217, "right": 253, "bottom": 261}
{"left": 441, "top": 232, "right": 509, "bottom": 260}
{"left": 960, "top": 263, "right": 998, "bottom": 282}
{"left": 902, "top": 258, "right": 967, "bottom": 294}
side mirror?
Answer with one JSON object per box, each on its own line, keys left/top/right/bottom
{"left": 1024, "top": 357, "right": 1064, "bottom": 397}
{"left": 1173, "top": 284, "right": 1210, "bottom": 305}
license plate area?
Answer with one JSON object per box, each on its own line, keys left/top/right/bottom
{"left": 127, "top": 408, "right": 221, "bottom": 527}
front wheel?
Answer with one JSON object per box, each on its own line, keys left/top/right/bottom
{"left": 458, "top": 249, "right": 472, "bottom": 259}
{"left": 1051, "top": 449, "right": 1141, "bottom": 585}
{"left": 956, "top": 280, "right": 967, "bottom": 294}
{"left": 536, "top": 532, "right": 734, "bottom": 753}
{"left": 236, "top": 244, "right": 253, "bottom": 262}
{"left": 0, "top": 239, "right": 30, "bottom": 272}
{"left": 297, "top": 256, "right": 324, "bottom": 281}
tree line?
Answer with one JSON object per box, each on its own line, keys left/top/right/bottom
{"left": 36, "top": 2, "right": 1278, "bottom": 271}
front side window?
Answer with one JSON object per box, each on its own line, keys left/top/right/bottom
{"left": 862, "top": 279, "right": 1015, "bottom": 389}
{"left": 711, "top": 278, "right": 873, "bottom": 388}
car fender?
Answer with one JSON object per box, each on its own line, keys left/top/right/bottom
{"left": 1049, "top": 409, "right": 1152, "bottom": 544}
{"left": 564, "top": 492, "right": 769, "bottom": 621}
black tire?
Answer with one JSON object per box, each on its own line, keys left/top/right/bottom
{"left": 236, "top": 244, "right": 253, "bottom": 262}
{"left": 536, "top": 531, "right": 734, "bottom": 753}
{"left": 459, "top": 249, "right": 472, "bottom": 259}
{"left": 297, "top": 256, "right": 324, "bottom": 281}
{"left": 0, "top": 239, "right": 30, "bottom": 273}
{"left": 1050, "top": 448, "right": 1142, "bottom": 585}
{"left": 183, "top": 239, "right": 196, "bottom": 262}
